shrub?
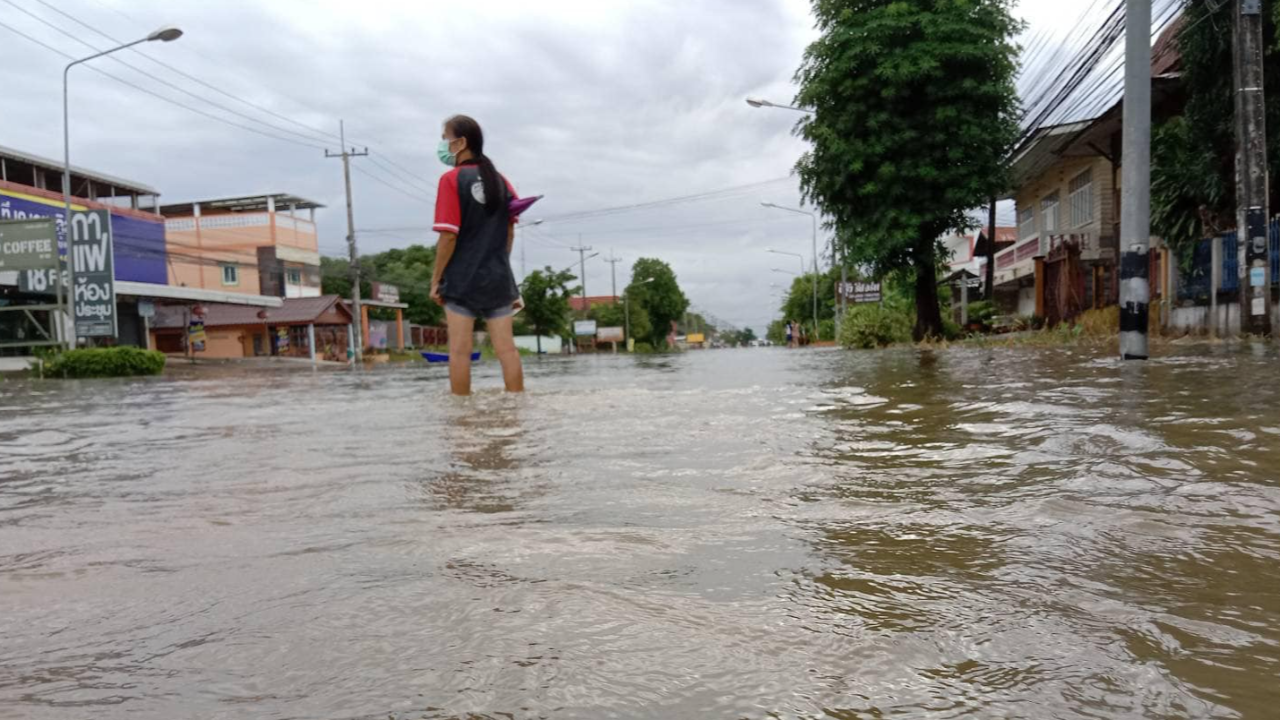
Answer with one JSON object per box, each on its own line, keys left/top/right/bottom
{"left": 839, "top": 304, "right": 912, "bottom": 349}
{"left": 965, "top": 299, "right": 997, "bottom": 326}
{"left": 43, "top": 347, "right": 166, "bottom": 379}
{"left": 817, "top": 319, "right": 836, "bottom": 342}
{"left": 632, "top": 341, "right": 655, "bottom": 354}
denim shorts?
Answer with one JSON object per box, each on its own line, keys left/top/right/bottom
{"left": 444, "top": 302, "right": 515, "bottom": 321}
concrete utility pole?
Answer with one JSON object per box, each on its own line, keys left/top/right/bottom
{"left": 1233, "top": 0, "right": 1272, "bottom": 336}
{"left": 570, "top": 238, "right": 592, "bottom": 316}
{"left": 325, "top": 120, "right": 369, "bottom": 362}
{"left": 1118, "top": 0, "right": 1152, "bottom": 360}
{"left": 985, "top": 197, "right": 998, "bottom": 301}
{"left": 603, "top": 249, "right": 623, "bottom": 300}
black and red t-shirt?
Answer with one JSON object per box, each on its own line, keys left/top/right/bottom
{"left": 433, "top": 163, "right": 519, "bottom": 312}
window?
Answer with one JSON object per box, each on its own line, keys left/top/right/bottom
{"left": 1040, "top": 191, "right": 1060, "bottom": 235}
{"left": 286, "top": 268, "right": 302, "bottom": 285}
{"left": 1018, "top": 206, "right": 1036, "bottom": 239}
{"left": 1069, "top": 170, "right": 1093, "bottom": 227}
{"left": 221, "top": 264, "right": 239, "bottom": 286}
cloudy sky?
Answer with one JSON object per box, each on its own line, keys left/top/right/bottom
{"left": 1, "top": 0, "right": 1092, "bottom": 332}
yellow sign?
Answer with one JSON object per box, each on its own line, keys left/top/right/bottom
{"left": 687, "top": 333, "right": 705, "bottom": 343}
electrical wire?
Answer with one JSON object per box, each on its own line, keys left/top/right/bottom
{"left": 0, "top": 17, "right": 327, "bottom": 151}
{"left": 3, "top": 0, "right": 332, "bottom": 150}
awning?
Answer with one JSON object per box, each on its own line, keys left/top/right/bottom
{"left": 114, "top": 281, "right": 283, "bottom": 308}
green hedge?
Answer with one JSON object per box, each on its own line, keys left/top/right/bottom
{"left": 43, "top": 347, "right": 167, "bottom": 378}
{"left": 839, "top": 304, "right": 912, "bottom": 349}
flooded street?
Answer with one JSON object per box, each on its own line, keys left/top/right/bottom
{"left": 2, "top": 346, "right": 1279, "bottom": 719}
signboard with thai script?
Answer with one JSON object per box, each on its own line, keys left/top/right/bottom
{"left": 0, "top": 219, "right": 58, "bottom": 271}
{"left": 686, "top": 333, "right": 706, "bottom": 344}
{"left": 836, "top": 281, "right": 882, "bottom": 303}
{"left": 70, "top": 210, "right": 117, "bottom": 338}
{"left": 3, "top": 188, "right": 166, "bottom": 285}
{"left": 371, "top": 282, "right": 400, "bottom": 304}
{"left": 573, "top": 319, "right": 597, "bottom": 337}
{"left": 597, "top": 326, "right": 624, "bottom": 342}
{"left": 188, "top": 319, "right": 206, "bottom": 352}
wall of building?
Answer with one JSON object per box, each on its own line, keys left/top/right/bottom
{"left": 1014, "top": 155, "right": 1116, "bottom": 261}
{"left": 165, "top": 211, "right": 320, "bottom": 297}
{"left": 1, "top": 183, "right": 167, "bottom": 286}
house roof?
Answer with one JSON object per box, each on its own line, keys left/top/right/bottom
{"left": 0, "top": 143, "right": 160, "bottom": 196}
{"left": 151, "top": 294, "right": 352, "bottom": 329}
{"left": 1006, "top": 17, "right": 1186, "bottom": 196}
{"left": 569, "top": 295, "right": 619, "bottom": 312}
{"left": 159, "top": 193, "right": 325, "bottom": 217}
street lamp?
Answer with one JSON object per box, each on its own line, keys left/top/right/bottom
{"left": 518, "top": 218, "right": 543, "bottom": 279}
{"left": 772, "top": 268, "right": 798, "bottom": 276}
{"left": 624, "top": 277, "right": 655, "bottom": 350}
{"left": 763, "top": 203, "right": 822, "bottom": 339}
{"left": 63, "top": 25, "right": 182, "bottom": 347}
{"left": 745, "top": 97, "right": 813, "bottom": 114}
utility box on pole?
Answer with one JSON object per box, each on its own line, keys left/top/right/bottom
{"left": 1233, "top": 0, "right": 1272, "bottom": 336}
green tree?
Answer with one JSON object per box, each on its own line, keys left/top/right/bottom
{"left": 520, "top": 267, "right": 578, "bottom": 353}
{"left": 766, "top": 319, "right": 788, "bottom": 344}
{"left": 779, "top": 268, "right": 839, "bottom": 331}
{"left": 794, "top": 0, "right": 1021, "bottom": 340}
{"left": 1151, "top": 1, "right": 1280, "bottom": 267}
{"left": 627, "top": 258, "right": 689, "bottom": 348}
{"left": 587, "top": 300, "right": 626, "bottom": 329}
{"left": 321, "top": 245, "right": 442, "bottom": 326}
{"left": 739, "top": 327, "right": 758, "bottom": 344}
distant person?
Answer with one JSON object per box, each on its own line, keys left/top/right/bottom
{"left": 785, "top": 321, "right": 794, "bottom": 348}
{"left": 429, "top": 114, "right": 524, "bottom": 396}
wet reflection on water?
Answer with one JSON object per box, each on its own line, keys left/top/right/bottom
{"left": 1, "top": 346, "right": 1278, "bottom": 719}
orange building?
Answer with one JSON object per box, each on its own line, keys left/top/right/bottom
{"left": 159, "top": 193, "right": 323, "bottom": 299}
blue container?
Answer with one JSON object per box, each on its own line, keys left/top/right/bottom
{"left": 422, "top": 351, "right": 481, "bottom": 363}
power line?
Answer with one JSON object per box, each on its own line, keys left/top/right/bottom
{"left": 2, "top": 0, "right": 332, "bottom": 149}
{"left": 538, "top": 177, "right": 792, "bottom": 225}
{"left": 351, "top": 164, "right": 430, "bottom": 204}
{"left": 0, "top": 17, "right": 327, "bottom": 150}
{"left": 31, "top": 0, "right": 340, "bottom": 145}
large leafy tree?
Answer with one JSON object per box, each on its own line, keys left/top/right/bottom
{"left": 794, "top": 0, "right": 1021, "bottom": 340}
{"left": 627, "top": 258, "right": 689, "bottom": 348}
{"left": 320, "top": 245, "right": 442, "bottom": 326}
{"left": 519, "top": 267, "right": 578, "bottom": 353}
{"left": 1151, "top": 1, "right": 1280, "bottom": 266}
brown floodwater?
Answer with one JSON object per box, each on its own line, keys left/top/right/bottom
{"left": 1, "top": 345, "right": 1278, "bottom": 719}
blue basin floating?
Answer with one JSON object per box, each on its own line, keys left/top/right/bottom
{"left": 422, "top": 351, "right": 481, "bottom": 363}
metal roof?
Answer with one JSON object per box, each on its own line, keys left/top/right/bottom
{"left": 150, "top": 294, "right": 351, "bottom": 329}
{"left": 159, "top": 193, "right": 325, "bottom": 216}
{"left": 0, "top": 144, "right": 160, "bottom": 196}
{"left": 115, "top": 281, "right": 283, "bottom": 308}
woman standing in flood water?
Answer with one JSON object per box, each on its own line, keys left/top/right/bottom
{"left": 429, "top": 115, "right": 524, "bottom": 396}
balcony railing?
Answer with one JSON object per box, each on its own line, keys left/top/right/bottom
{"left": 996, "top": 236, "right": 1041, "bottom": 270}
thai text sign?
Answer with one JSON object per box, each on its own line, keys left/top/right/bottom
{"left": 371, "top": 282, "right": 400, "bottom": 304}
{"left": 836, "top": 281, "right": 882, "bottom": 303}
{"left": 573, "top": 319, "right": 597, "bottom": 337}
{"left": 71, "top": 210, "right": 117, "bottom": 338}
{"left": 0, "top": 218, "right": 58, "bottom": 271}
{"left": 597, "top": 326, "right": 624, "bottom": 342}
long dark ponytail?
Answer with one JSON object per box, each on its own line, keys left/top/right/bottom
{"left": 445, "top": 114, "right": 501, "bottom": 216}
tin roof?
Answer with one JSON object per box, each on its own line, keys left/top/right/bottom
{"left": 159, "top": 193, "right": 325, "bottom": 216}
{"left": 151, "top": 294, "right": 352, "bottom": 329}
{"left": 0, "top": 143, "right": 160, "bottom": 196}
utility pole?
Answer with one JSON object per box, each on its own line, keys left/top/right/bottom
{"left": 325, "top": 120, "right": 369, "bottom": 362}
{"left": 1233, "top": 0, "right": 1272, "bottom": 336}
{"left": 1118, "top": 0, "right": 1152, "bottom": 360}
{"left": 985, "top": 196, "right": 998, "bottom": 301}
{"left": 570, "top": 237, "right": 592, "bottom": 316}
{"left": 604, "top": 249, "right": 623, "bottom": 301}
